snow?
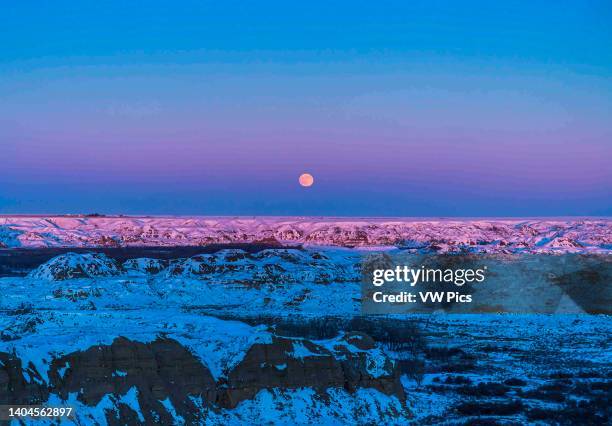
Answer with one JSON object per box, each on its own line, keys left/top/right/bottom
{"left": 118, "top": 387, "right": 145, "bottom": 423}
{"left": 28, "top": 252, "right": 121, "bottom": 280}
{"left": 57, "top": 361, "right": 70, "bottom": 379}
{"left": 1, "top": 220, "right": 610, "bottom": 424}
{"left": 36, "top": 384, "right": 410, "bottom": 425}
{"left": 123, "top": 257, "right": 168, "bottom": 276}
{"left": 43, "top": 389, "right": 142, "bottom": 426}
{"left": 0, "top": 216, "right": 610, "bottom": 252}
{"left": 314, "top": 334, "right": 392, "bottom": 378}
{"left": 0, "top": 310, "right": 273, "bottom": 382}
{"left": 401, "top": 375, "right": 454, "bottom": 421}
{"left": 288, "top": 341, "right": 324, "bottom": 360}
{"left": 160, "top": 397, "right": 185, "bottom": 425}
{"left": 206, "top": 387, "right": 408, "bottom": 425}
{"left": 2, "top": 244, "right": 608, "bottom": 387}
{"left": 2, "top": 248, "right": 362, "bottom": 317}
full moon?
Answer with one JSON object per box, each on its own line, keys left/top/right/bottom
{"left": 299, "top": 173, "right": 314, "bottom": 187}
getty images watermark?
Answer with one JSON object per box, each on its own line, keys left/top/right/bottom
{"left": 360, "top": 253, "right": 612, "bottom": 314}
{"left": 371, "top": 264, "right": 487, "bottom": 304}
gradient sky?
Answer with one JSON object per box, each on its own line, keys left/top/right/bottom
{"left": 1, "top": 1, "right": 611, "bottom": 216}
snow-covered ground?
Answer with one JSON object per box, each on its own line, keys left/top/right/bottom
{"left": 0, "top": 250, "right": 362, "bottom": 316}
{"left": 0, "top": 221, "right": 610, "bottom": 425}
{"left": 0, "top": 216, "right": 610, "bottom": 252}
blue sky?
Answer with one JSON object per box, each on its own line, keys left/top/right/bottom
{"left": 1, "top": 1, "right": 611, "bottom": 216}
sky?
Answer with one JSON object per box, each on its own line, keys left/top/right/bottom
{"left": 1, "top": 1, "right": 611, "bottom": 216}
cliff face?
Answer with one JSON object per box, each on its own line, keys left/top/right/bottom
{"left": 0, "top": 352, "right": 50, "bottom": 405}
{"left": 221, "top": 333, "right": 404, "bottom": 408}
{"left": 0, "top": 334, "right": 407, "bottom": 425}
{"left": 48, "top": 338, "right": 217, "bottom": 424}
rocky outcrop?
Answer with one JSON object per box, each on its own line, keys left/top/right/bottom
{"left": 163, "top": 249, "right": 359, "bottom": 286}
{"left": 28, "top": 253, "right": 121, "bottom": 280}
{"left": 0, "top": 353, "right": 49, "bottom": 405}
{"left": 221, "top": 333, "right": 403, "bottom": 408}
{"left": 25, "top": 249, "right": 360, "bottom": 288}
{"left": 48, "top": 337, "right": 216, "bottom": 425}
{"left": 0, "top": 334, "right": 407, "bottom": 425}
{"left": 123, "top": 258, "right": 170, "bottom": 275}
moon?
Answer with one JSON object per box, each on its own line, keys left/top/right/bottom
{"left": 299, "top": 173, "right": 314, "bottom": 187}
